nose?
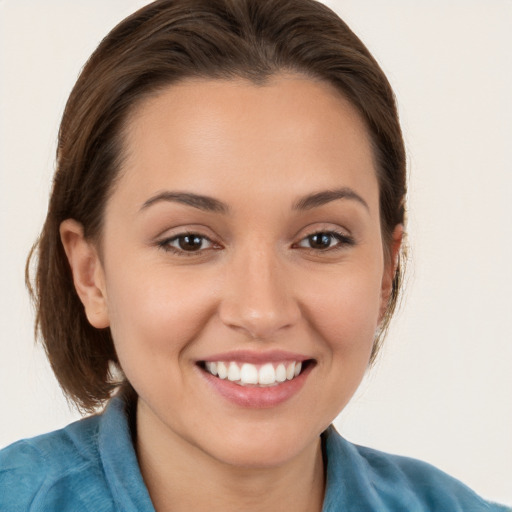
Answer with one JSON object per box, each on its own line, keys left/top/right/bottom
{"left": 218, "top": 244, "right": 301, "bottom": 340}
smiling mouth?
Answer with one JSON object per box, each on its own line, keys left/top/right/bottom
{"left": 198, "top": 360, "right": 313, "bottom": 387}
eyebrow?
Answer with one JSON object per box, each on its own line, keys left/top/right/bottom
{"left": 140, "top": 186, "right": 368, "bottom": 214}
{"left": 140, "top": 191, "right": 229, "bottom": 214}
{"left": 293, "top": 187, "right": 369, "bottom": 211}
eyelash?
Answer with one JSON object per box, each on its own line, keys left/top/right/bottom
{"left": 157, "top": 229, "right": 355, "bottom": 256}
{"left": 293, "top": 230, "right": 355, "bottom": 252}
{"left": 157, "top": 232, "right": 218, "bottom": 256}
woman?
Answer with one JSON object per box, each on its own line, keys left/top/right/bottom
{"left": 0, "top": 0, "right": 509, "bottom": 510}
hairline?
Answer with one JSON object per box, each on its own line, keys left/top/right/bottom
{"left": 92, "top": 72, "right": 393, "bottom": 259}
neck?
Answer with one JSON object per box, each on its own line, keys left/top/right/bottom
{"left": 135, "top": 400, "right": 325, "bottom": 512}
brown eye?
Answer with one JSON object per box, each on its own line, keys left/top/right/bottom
{"left": 159, "top": 233, "right": 214, "bottom": 253}
{"left": 296, "top": 231, "right": 354, "bottom": 251}
{"left": 308, "top": 233, "right": 333, "bottom": 249}
{"left": 177, "top": 234, "right": 204, "bottom": 251}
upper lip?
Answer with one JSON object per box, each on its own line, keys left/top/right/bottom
{"left": 199, "top": 350, "right": 312, "bottom": 364}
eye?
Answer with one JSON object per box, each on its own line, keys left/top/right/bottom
{"left": 296, "top": 231, "right": 354, "bottom": 251}
{"left": 158, "top": 233, "right": 216, "bottom": 254}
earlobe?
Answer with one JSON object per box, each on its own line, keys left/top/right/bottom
{"left": 379, "top": 224, "right": 404, "bottom": 322}
{"left": 60, "top": 219, "right": 110, "bottom": 329}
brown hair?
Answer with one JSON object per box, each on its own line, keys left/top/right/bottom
{"left": 27, "top": 0, "right": 406, "bottom": 412}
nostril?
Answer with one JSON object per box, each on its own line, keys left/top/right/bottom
{"left": 217, "top": 262, "right": 301, "bottom": 339}
{"left": 218, "top": 303, "right": 301, "bottom": 340}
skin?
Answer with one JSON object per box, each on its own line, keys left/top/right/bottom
{"left": 61, "top": 75, "right": 402, "bottom": 512}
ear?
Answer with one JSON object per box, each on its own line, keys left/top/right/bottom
{"left": 379, "top": 224, "right": 404, "bottom": 323}
{"left": 60, "top": 219, "right": 110, "bottom": 329}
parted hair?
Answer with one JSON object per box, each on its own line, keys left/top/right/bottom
{"left": 27, "top": 0, "right": 406, "bottom": 412}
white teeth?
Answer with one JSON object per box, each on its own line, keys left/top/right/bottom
{"left": 217, "top": 361, "right": 228, "bottom": 379}
{"left": 240, "top": 363, "right": 259, "bottom": 384}
{"left": 275, "top": 363, "right": 287, "bottom": 383}
{"left": 286, "top": 362, "right": 295, "bottom": 380}
{"left": 205, "top": 361, "right": 217, "bottom": 376}
{"left": 227, "top": 362, "right": 241, "bottom": 381}
{"left": 204, "top": 360, "right": 305, "bottom": 385}
{"left": 259, "top": 363, "right": 276, "bottom": 385}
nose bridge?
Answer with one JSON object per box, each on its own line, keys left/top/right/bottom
{"left": 219, "top": 239, "right": 299, "bottom": 339}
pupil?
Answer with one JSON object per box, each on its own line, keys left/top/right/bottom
{"left": 310, "top": 233, "right": 331, "bottom": 249}
{"left": 179, "top": 235, "right": 202, "bottom": 251}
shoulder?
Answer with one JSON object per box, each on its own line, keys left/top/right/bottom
{"left": 0, "top": 415, "right": 115, "bottom": 512}
{"left": 323, "top": 426, "right": 511, "bottom": 512}
{"left": 354, "top": 444, "right": 508, "bottom": 511}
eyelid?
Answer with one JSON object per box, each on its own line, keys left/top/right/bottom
{"left": 167, "top": 233, "right": 213, "bottom": 247}
{"left": 153, "top": 222, "right": 217, "bottom": 240}
{"left": 153, "top": 223, "right": 355, "bottom": 256}
{"left": 292, "top": 226, "right": 355, "bottom": 251}
{"left": 156, "top": 230, "right": 222, "bottom": 256}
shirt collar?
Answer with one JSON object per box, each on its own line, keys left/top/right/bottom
{"left": 98, "top": 395, "right": 155, "bottom": 511}
{"left": 98, "top": 396, "right": 366, "bottom": 512}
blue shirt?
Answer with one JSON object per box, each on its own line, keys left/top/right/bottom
{"left": 1, "top": 396, "right": 509, "bottom": 511}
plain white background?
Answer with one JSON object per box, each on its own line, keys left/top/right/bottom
{"left": 1, "top": 0, "right": 511, "bottom": 505}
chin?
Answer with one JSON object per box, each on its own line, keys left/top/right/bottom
{"left": 197, "top": 418, "right": 322, "bottom": 469}
{"left": 212, "top": 441, "right": 309, "bottom": 469}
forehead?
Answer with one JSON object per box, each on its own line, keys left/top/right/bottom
{"left": 116, "top": 75, "right": 378, "bottom": 213}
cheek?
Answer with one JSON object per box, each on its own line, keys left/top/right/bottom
{"left": 299, "top": 262, "right": 383, "bottom": 354}
{"left": 103, "top": 262, "right": 219, "bottom": 369}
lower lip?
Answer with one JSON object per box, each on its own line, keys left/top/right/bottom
{"left": 198, "top": 363, "right": 313, "bottom": 409}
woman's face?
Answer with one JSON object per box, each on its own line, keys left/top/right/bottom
{"left": 85, "top": 75, "right": 398, "bottom": 467}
